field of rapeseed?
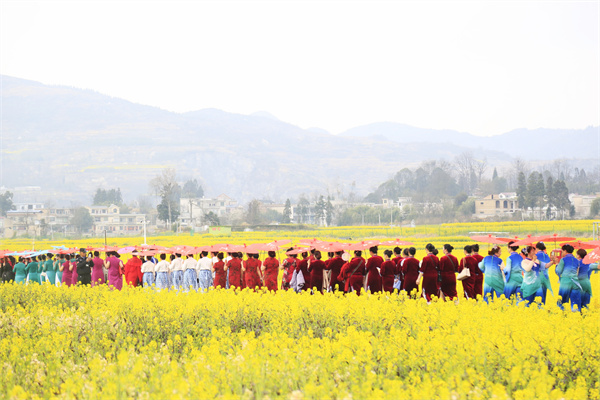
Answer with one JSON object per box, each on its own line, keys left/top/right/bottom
{"left": 1, "top": 283, "right": 599, "bottom": 399}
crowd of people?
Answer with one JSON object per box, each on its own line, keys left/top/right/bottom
{"left": 0, "top": 241, "right": 597, "bottom": 310}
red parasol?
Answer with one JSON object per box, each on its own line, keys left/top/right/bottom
{"left": 582, "top": 247, "right": 600, "bottom": 264}
{"left": 470, "top": 234, "right": 512, "bottom": 245}
{"left": 285, "top": 247, "right": 312, "bottom": 255}
{"left": 539, "top": 234, "right": 576, "bottom": 248}
{"left": 136, "top": 250, "right": 156, "bottom": 257}
{"left": 379, "top": 239, "right": 414, "bottom": 247}
{"left": 511, "top": 235, "right": 546, "bottom": 247}
{"left": 560, "top": 241, "right": 598, "bottom": 250}
{"left": 92, "top": 245, "right": 120, "bottom": 252}
{"left": 269, "top": 239, "right": 291, "bottom": 247}
{"left": 313, "top": 242, "right": 346, "bottom": 252}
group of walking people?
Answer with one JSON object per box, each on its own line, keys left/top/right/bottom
{"left": 1, "top": 241, "right": 596, "bottom": 310}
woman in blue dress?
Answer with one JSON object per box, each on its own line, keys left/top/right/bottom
{"left": 478, "top": 245, "right": 505, "bottom": 302}
{"left": 13, "top": 257, "right": 28, "bottom": 284}
{"left": 553, "top": 244, "right": 583, "bottom": 311}
{"left": 520, "top": 246, "right": 554, "bottom": 306}
{"left": 503, "top": 241, "right": 523, "bottom": 301}
{"left": 574, "top": 249, "right": 599, "bottom": 309}
{"left": 27, "top": 256, "right": 41, "bottom": 284}
{"left": 44, "top": 253, "right": 56, "bottom": 285}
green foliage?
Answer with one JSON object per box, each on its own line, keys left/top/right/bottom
{"left": 516, "top": 172, "right": 527, "bottom": 209}
{"left": 589, "top": 197, "right": 600, "bottom": 217}
{"left": 0, "top": 191, "right": 15, "bottom": 216}
{"left": 204, "top": 211, "right": 220, "bottom": 226}
{"left": 282, "top": 199, "right": 291, "bottom": 224}
{"left": 92, "top": 188, "right": 123, "bottom": 206}
{"left": 182, "top": 179, "right": 204, "bottom": 198}
{"left": 70, "top": 207, "right": 94, "bottom": 233}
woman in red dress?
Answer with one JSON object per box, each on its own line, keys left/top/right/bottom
{"left": 123, "top": 254, "right": 143, "bottom": 287}
{"left": 380, "top": 250, "right": 396, "bottom": 294}
{"left": 308, "top": 251, "right": 326, "bottom": 293}
{"left": 296, "top": 252, "right": 313, "bottom": 291}
{"left": 392, "top": 247, "right": 404, "bottom": 292}
{"left": 243, "top": 253, "right": 262, "bottom": 290}
{"left": 337, "top": 251, "right": 366, "bottom": 295}
{"left": 262, "top": 251, "right": 279, "bottom": 291}
{"left": 365, "top": 246, "right": 383, "bottom": 293}
{"left": 416, "top": 243, "right": 440, "bottom": 302}
{"left": 225, "top": 252, "right": 243, "bottom": 289}
{"left": 401, "top": 247, "right": 420, "bottom": 298}
{"left": 439, "top": 244, "right": 458, "bottom": 301}
{"left": 471, "top": 244, "right": 484, "bottom": 299}
{"left": 459, "top": 245, "right": 479, "bottom": 299}
{"left": 325, "top": 251, "right": 345, "bottom": 292}
{"left": 212, "top": 252, "right": 227, "bottom": 288}
{"left": 281, "top": 251, "right": 298, "bottom": 290}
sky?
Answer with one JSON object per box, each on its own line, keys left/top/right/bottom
{"left": 1, "top": 0, "right": 598, "bottom": 136}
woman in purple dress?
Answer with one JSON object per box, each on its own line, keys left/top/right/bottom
{"left": 91, "top": 251, "right": 105, "bottom": 286}
{"left": 61, "top": 255, "right": 74, "bottom": 287}
{"left": 104, "top": 251, "right": 124, "bottom": 290}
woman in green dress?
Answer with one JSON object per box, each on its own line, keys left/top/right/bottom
{"left": 520, "top": 246, "right": 553, "bottom": 306}
{"left": 13, "top": 257, "right": 28, "bottom": 284}
{"left": 55, "top": 254, "right": 65, "bottom": 285}
{"left": 44, "top": 253, "right": 56, "bottom": 285}
{"left": 27, "top": 256, "right": 41, "bottom": 284}
{"left": 478, "top": 245, "right": 506, "bottom": 302}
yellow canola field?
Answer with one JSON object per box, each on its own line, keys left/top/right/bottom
{"left": 1, "top": 284, "right": 598, "bottom": 400}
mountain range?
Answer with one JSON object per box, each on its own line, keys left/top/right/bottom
{"left": 1, "top": 75, "right": 597, "bottom": 206}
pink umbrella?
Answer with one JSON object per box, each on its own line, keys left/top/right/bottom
{"left": 470, "top": 234, "right": 512, "bottom": 245}
{"left": 269, "top": 239, "right": 291, "bottom": 247}
{"left": 511, "top": 235, "right": 546, "bottom": 247}
{"left": 379, "top": 239, "right": 414, "bottom": 247}
{"left": 286, "top": 247, "right": 312, "bottom": 255}
{"left": 582, "top": 247, "right": 600, "bottom": 264}
{"left": 117, "top": 246, "right": 136, "bottom": 254}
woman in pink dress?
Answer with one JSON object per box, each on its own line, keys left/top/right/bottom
{"left": 61, "top": 255, "right": 74, "bottom": 287}
{"left": 104, "top": 251, "right": 124, "bottom": 290}
{"left": 91, "top": 251, "right": 105, "bottom": 286}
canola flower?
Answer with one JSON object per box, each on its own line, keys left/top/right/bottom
{"left": 1, "top": 283, "right": 598, "bottom": 399}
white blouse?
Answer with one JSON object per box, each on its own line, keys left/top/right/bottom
{"left": 170, "top": 257, "right": 184, "bottom": 272}
{"left": 141, "top": 261, "right": 155, "bottom": 273}
{"left": 155, "top": 260, "right": 170, "bottom": 273}
{"left": 197, "top": 257, "right": 213, "bottom": 271}
{"left": 183, "top": 258, "right": 197, "bottom": 270}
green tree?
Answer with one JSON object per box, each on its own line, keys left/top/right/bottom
{"left": 282, "top": 199, "right": 291, "bottom": 223}
{"left": 590, "top": 198, "right": 600, "bottom": 217}
{"left": 151, "top": 168, "right": 181, "bottom": 224}
{"left": 325, "top": 196, "right": 334, "bottom": 226}
{"left": 315, "top": 195, "right": 326, "bottom": 226}
{"left": 182, "top": 179, "right": 204, "bottom": 198}
{"left": 204, "top": 211, "right": 220, "bottom": 226}
{"left": 93, "top": 188, "right": 123, "bottom": 206}
{"left": 517, "top": 172, "right": 527, "bottom": 209}
{"left": 71, "top": 207, "right": 94, "bottom": 234}
{"left": 0, "top": 191, "right": 15, "bottom": 216}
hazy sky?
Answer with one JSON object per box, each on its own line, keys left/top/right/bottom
{"left": 1, "top": 0, "right": 598, "bottom": 136}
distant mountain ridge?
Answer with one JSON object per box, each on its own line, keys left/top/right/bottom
{"left": 1, "top": 75, "right": 596, "bottom": 205}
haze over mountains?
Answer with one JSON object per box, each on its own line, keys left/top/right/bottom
{"left": 1, "top": 75, "right": 597, "bottom": 206}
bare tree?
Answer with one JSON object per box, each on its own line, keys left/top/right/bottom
{"left": 473, "top": 157, "right": 488, "bottom": 186}
{"left": 454, "top": 151, "right": 475, "bottom": 193}
{"left": 150, "top": 168, "right": 181, "bottom": 225}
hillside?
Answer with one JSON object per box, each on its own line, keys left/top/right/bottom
{"left": 1, "top": 75, "right": 595, "bottom": 205}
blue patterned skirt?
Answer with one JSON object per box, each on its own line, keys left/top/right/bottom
{"left": 156, "top": 272, "right": 168, "bottom": 290}
{"left": 171, "top": 270, "right": 184, "bottom": 290}
{"left": 198, "top": 270, "right": 213, "bottom": 292}
{"left": 143, "top": 272, "right": 155, "bottom": 288}
{"left": 183, "top": 269, "right": 198, "bottom": 292}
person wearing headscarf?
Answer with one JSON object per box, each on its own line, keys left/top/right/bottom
{"left": 416, "top": 243, "right": 440, "bottom": 302}
{"left": 574, "top": 248, "right": 599, "bottom": 309}
{"left": 553, "top": 244, "right": 582, "bottom": 311}
{"left": 439, "top": 244, "right": 458, "bottom": 301}
{"left": 478, "top": 245, "right": 505, "bottom": 302}
{"left": 124, "top": 253, "right": 143, "bottom": 287}
{"left": 262, "top": 251, "right": 280, "bottom": 292}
